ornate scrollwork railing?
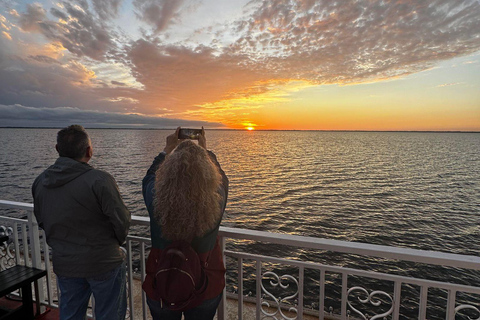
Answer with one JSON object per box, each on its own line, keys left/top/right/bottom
{"left": 455, "top": 304, "right": 480, "bottom": 320}
{"left": 261, "top": 271, "right": 299, "bottom": 320}
{"left": 347, "top": 286, "right": 394, "bottom": 320}
{"left": 0, "top": 225, "right": 16, "bottom": 271}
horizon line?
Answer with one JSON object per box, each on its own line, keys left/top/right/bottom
{"left": 1, "top": 126, "right": 479, "bottom": 133}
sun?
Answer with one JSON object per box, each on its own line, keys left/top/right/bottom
{"left": 240, "top": 122, "right": 257, "bottom": 131}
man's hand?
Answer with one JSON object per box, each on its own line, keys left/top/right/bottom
{"left": 198, "top": 126, "right": 207, "bottom": 150}
{"left": 164, "top": 127, "right": 181, "bottom": 154}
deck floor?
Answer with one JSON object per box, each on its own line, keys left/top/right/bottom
{"left": 35, "top": 307, "right": 59, "bottom": 320}
{"left": 0, "top": 297, "right": 59, "bottom": 320}
{"left": 1, "top": 296, "right": 322, "bottom": 320}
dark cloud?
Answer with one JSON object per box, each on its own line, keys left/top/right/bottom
{"left": 111, "top": 80, "right": 126, "bottom": 86}
{"left": 18, "top": 3, "right": 46, "bottom": 32}
{"left": 92, "top": 0, "right": 123, "bottom": 20}
{"left": 49, "top": 7, "right": 68, "bottom": 21}
{"left": 43, "top": 1, "right": 114, "bottom": 60}
{"left": 0, "top": 54, "right": 139, "bottom": 113}
{"left": 231, "top": 0, "right": 480, "bottom": 84}
{"left": 28, "top": 55, "right": 62, "bottom": 64}
{"left": 133, "top": 0, "right": 185, "bottom": 33}
{"left": 16, "top": 2, "right": 115, "bottom": 61}
{"left": 0, "top": 104, "right": 225, "bottom": 128}
{"left": 0, "top": 37, "right": 6, "bottom": 66}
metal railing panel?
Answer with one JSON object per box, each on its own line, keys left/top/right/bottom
{"left": 1, "top": 201, "right": 478, "bottom": 269}
{"left": 224, "top": 250, "right": 480, "bottom": 295}
{"left": 0, "top": 205, "right": 47, "bottom": 312}
{"left": 2, "top": 200, "right": 480, "bottom": 320}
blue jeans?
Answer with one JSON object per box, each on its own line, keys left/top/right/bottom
{"left": 57, "top": 261, "right": 127, "bottom": 320}
{"left": 146, "top": 293, "right": 222, "bottom": 320}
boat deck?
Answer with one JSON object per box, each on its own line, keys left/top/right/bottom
{"left": 0, "top": 297, "right": 59, "bottom": 319}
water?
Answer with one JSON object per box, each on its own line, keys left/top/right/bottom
{"left": 1, "top": 128, "right": 479, "bottom": 318}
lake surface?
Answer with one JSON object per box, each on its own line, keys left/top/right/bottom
{"left": 1, "top": 128, "right": 479, "bottom": 318}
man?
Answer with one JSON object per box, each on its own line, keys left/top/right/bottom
{"left": 32, "top": 125, "right": 131, "bottom": 320}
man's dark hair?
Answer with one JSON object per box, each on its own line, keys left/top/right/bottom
{"left": 56, "top": 125, "right": 90, "bottom": 159}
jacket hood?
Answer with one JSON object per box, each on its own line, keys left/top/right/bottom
{"left": 42, "top": 157, "right": 93, "bottom": 188}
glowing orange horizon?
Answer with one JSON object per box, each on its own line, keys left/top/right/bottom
{"left": 164, "top": 72, "right": 480, "bottom": 132}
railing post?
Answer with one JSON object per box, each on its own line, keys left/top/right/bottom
{"left": 393, "top": 281, "right": 401, "bottom": 320}
{"left": 217, "top": 235, "right": 226, "bottom": 320}
{"left": 319, "top": 269, "right": 325, "bottom": 320}
{"left": 256, "top": 260, "right": 261, "bottom": 320}
{"left": 28, "top": 211, "right": 46, "bottom": 313}
{"left": 140, "top": 242, "right": 147, "bottom": 320}
{"left": 238, "top": 257, "right": 244, "bottom": 320}
{"left": 419, "top": 286, "right": 428, "bottom": 320}
{"left": 298, "top": 266, "right": 304, "bottom": 319}
{"left": 127, "top": 239, "right": 134, "bottom": 320}
{"left": 446, "top": 289, "right": 457, "bottom": 320}
{"left": 341, "top": 272, "right": 347, "bottom": 319}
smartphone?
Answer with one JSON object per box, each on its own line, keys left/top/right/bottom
{"left": 178, "top": 128, "right": 202, "bottom": 140}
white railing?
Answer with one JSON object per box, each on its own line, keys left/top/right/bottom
{"left": 0, "top": 200, "right": 53, "bottom": 315}
{"left": 1, "top": 199, "right": 480, "bottom": 320}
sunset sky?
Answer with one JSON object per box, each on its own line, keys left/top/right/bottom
{"left": 0, "top": 0, "right": 479, "bottom": 130}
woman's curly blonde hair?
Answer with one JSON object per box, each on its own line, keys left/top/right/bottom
{"left": 154, "top": 140, "right": 222, "bottom": 241}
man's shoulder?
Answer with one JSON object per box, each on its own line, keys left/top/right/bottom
{"left": 33, "top": 171, "right": 45, "bottom": 183}
{"left": 86, "top": 168, "right": 115, "bottom": 180}
{"left": 85, "top": 168, "right": 118, "bottom": 188}
{"left": 32, "top": 171, "right": 45, "bottom": 192}
{"left": 87, "top": 167, "right": 111, "bottom": 176}
{"left": 32, "top": 166, "right": 51, "bottom": 187}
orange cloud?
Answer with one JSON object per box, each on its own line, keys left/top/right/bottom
{"left": 9, "top": 9, "right": 19, "bottom": 18}
{"left": 171, "top": 81, "right": 313, "bottom": 128}
{"left": 65, "top": 61, "right": 97, "bottom": 85}
{"left": 1, "top": 31, "right": 11, "bottom": 40}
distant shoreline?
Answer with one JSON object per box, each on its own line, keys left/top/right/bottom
{"left": 0, "top": 127, "right": 479, "bottom": 133}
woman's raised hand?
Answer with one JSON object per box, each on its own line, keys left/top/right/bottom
{"left": 164, "top": 127, "right": 181, "bottom": 154}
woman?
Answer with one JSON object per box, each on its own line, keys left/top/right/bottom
{"left": 142, "top": 127, "right": 228, "bottom": 320}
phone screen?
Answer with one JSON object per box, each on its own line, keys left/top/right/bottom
{"left": 178, "top": 128, "right": 202, "bottom": 140}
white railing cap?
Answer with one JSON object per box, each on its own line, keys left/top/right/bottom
{"left": 0, "top": 200, "right": 34, "bottom": 210}
{"left": 218, "top": 226, "right": 480, "bottom": 270}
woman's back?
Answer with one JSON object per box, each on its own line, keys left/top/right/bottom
{"left": 141, "top": 128, "right": 228, "bottom": 320}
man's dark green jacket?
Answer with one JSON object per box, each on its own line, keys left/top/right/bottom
{"left": 32, "top": 157, "right": 131, "bottom": 278}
